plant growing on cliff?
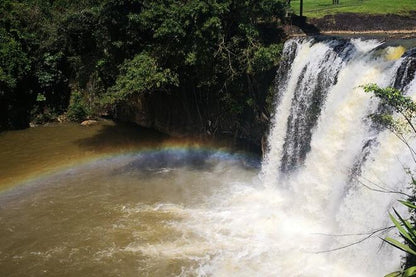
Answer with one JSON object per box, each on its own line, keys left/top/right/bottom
{"left": 363, "top": 84, "right": 416, "bottom": 133}
{"left": 384, "top": 200, "right": 416, "bottom": 277}
{"left": 363, "top": 84, "right": 416, "bottom": 277}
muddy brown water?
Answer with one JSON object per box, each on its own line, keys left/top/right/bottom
{"left": 0, "top": 121, "right": 259, "bottom": 276}
{"left": 0, "top": 121, "right": 169, "bottom": 190}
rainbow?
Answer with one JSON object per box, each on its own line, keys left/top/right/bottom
{"left": 0, "top": 141, "right": 260, "bottom": 195}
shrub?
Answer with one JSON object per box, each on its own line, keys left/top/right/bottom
{"left": 66, "top": 91, "right": 89, "bottom": 122}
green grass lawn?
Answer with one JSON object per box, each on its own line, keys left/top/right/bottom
{"left": 290, "top": 0, "right": 416, "bottom": 18}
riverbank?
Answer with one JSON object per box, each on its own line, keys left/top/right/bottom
{"left": 285, "top": 12, "right": 416, "bottom": 38}
{"left": 290, "top": 0, "right": 415, "bottom": 19}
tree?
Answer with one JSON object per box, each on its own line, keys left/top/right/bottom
{"left": 99, "top": 0, "right": 287, "bottom": 136}
{"left": 107, "top": 51, "right": 179, "bottom": 104}
{"left": 0, "top": 0, "right": 288, "bottom": 140}
{"left": 0, "top": 0, "right": 96, "bottom": 129}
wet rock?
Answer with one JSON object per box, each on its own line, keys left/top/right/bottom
{"left": 81, "top": 120, "right": 98, "bottom": 126}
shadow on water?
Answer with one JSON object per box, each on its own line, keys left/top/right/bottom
{"left": 74, "top": 121, "right": 169, "bottom": 151}
{"left": 74, "top": 121, "right": 260, "bottom": 174}
{"left": 117, "top": 151, "right": 219, "bottom": 174}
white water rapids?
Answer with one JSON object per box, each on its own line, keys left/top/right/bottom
{"left": 133, "top": 38, "right": 416, "bottom": 276}
{"left": 258, "top": 37, "right": 416, "bottom": 276}
{"left": 175, "top": 37, "right": 416, "bottom": 276}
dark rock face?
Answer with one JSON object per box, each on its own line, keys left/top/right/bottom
{"left": 394, "top": 50, "right": 416, "bottom": 90}
{"left": 116, "top": 92, "right": 202, "bottom": 137}
{"left": 115, "top": 90, "right": 269, "bottom": 153}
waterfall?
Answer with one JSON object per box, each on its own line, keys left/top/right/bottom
{"left": 3, "top": 38, "right": 416, "bottom": 277}
{"left": 260, "top": 37, "right": 416, "bottom": 276}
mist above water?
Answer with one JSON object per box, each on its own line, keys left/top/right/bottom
{"left": 0, "top": 149, "right": 261, "bottom": 276}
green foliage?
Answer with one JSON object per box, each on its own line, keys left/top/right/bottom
{"left": 36, "top": 93, "right": 46, "bottom": 102}
{"left": 384, "top": 202, "right": 416, "bottom": 277}
{"left": 1, "top": 0, "right": 287, "bottom": 134}
{"left": 251, "top": 44, "right": 283, "bottom": 73}
{"left": 30, "top": 107, "right": 58, "bottom": 124}
{"left": 108, "top": 52, "right": 179, "bottom": 103}
{"left": 0, "top": 31, "right": 30, "bottom": 89}
{"left": 385, "top": 209, "right": 416, "bottom": 256}
{"left": 117, "top": 0, "right": 287, "bottom": 129}
{"left": 0, "top": 0, "right": 74, "bottom": 128}
{"left": 363, "top": 84, "right": 416, "bottom": 116}
{"left": 363, "top": 84, "right": 416, "bottom": 134}
{"left": 387, "top": 266, "right": 416, "bottom": 277}
{"left": 66, "top": 90, "right": 89, "bottom": 122}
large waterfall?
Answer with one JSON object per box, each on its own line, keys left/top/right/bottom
{"left": 260, "top": 37, "right": 416, "bottom": 276}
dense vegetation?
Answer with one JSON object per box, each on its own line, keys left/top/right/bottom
{"left": 0, "top": 0, "right": 288, "bottom": 133}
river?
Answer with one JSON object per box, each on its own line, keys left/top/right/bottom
{"left": 0, "top": 121, "right": 260, "bottom": 276}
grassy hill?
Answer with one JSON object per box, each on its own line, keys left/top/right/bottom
{"left": 290, "top": 0, "right": 416, "bottom": 18}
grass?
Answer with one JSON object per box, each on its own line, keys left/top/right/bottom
{"left": 290, "top": 0, "right": 416, "bottom": 18}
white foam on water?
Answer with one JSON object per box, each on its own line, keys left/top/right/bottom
{"left": 123, "top": 38, "right": 416, "bottom": 276}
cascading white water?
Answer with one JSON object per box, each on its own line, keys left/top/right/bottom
{"left": 129, "top": 37, "right": 416, "bottom": 276}
{"left": 258, "top": 37, "right": 416, "bottom": 276}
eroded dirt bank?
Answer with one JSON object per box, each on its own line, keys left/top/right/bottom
{"left": 286, "top": 12, "right": 416, "bottom": 38}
